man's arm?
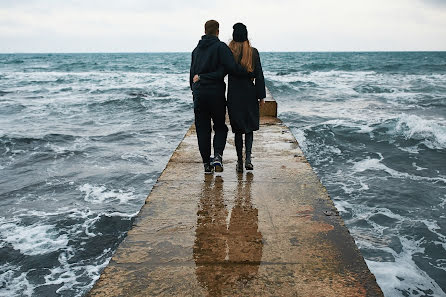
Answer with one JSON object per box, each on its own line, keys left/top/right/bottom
{"left": 218, "top": 43, "right": 252, "bottom": 77}
{"left": 196, "top": 66, "right": 225, "bottom": 84}
{"left": 189, "top": 51, "right": 195, "bottom": 90}
{"left": 254, "top": 48, "right": 266, "bottom": 99}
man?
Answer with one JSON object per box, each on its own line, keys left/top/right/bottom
{"left": 190, "top": 20, "right": 252, "bottom": 173}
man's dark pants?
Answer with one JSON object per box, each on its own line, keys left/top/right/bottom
{"left": 193, "top": 86, "right": 228, "bottom": 164}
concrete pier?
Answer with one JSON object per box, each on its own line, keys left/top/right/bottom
{"left": 88, "top": 90, "right": 383, "bottom": 296}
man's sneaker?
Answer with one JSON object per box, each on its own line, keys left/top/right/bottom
{"left": 236, "top": 160, "right": 244, "bottom": 173}
{"left": 245, "top": 161, "right": 254, "bottom": 170}
{"left": 204, "top": 162, "right": 214, "bottom": 174}
{"left": 212, "top": 154, "right": 224, "bottom": 172}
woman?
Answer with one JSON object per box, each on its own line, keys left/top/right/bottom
{"left": 194, "top": 23, "right": 266, "bottom": 172}
{"left": 227, "top": 23, "right": 266, "bottom": 172}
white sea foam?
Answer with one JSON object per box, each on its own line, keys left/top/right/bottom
{"left": 0, "top": 264, "right": 34, "bottom": 297}
{"left": 440, "top": 195, "right": 446, "bottom": 209}
{"left": 422, "top": 219, "right": 446, "bottom": 252}
{"left": 45, "top": 136, "right": 89, "bottom": 156}
{"left": 281, "top": 108, "right": 445, "bottom": 154}
{"left": 0, "top": 206, "right": 125, "bottom": 296}
{"left": 351, "top": 157, "right": 446, "bottom": 184}
{"left": 144, "top": 177, "right": 155, "bottom": 184}
{"left": 42, "top": 246, "right": 112, "bottom": 296}
{"left": 270, "top": 69, "right": 446, "bottom": 154}
{"left": 366, "top": 237, "right": 446, "bottom": 297}
{"left": 332, "top": 198, "right": 354, "bottom": 213}
{"left": 81, "top": 249, "right": 112, "bottom": 294}
{"left": 394, "top": 113, "right": 446, "bottom": 150}
{"left": 290, "top": 128, "right": 307, "bottom": 152}
{"left": 343, "top": 204, "right": 446, "bottom": 296}
{"left": 79, "top": 184, "right": 137, "bottom": 204}
{"left": 412, "top": 162, "right": 427, "bottom": 171}
{"left": 336, "top": 196, "right": 446, "bottom": 296}
{"left": 0, "top": 220, "right": 68, "bottom": 256}
{"left": 103, "top": 211, "right": 139, "bottom": 218}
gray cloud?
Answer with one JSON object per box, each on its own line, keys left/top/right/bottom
{"left": 0, "top": 0, "right": 445, "bottom": 52}
{"left": 0, "top": 0, "right": 216, "bottom": 12}
{"left": 419, "top": 0, "right": 446, "bottom": 7}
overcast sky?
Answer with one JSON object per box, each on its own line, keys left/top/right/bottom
{"left": 1, "top": 0, "right": 445, "bottom": 52}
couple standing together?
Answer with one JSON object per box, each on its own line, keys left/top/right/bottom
{"left": 189, "top": 20, "right": 266, "bottom": 174}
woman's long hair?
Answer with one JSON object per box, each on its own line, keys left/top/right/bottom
{"left": 229, "top": 40, "right": 254, "bottom": 73}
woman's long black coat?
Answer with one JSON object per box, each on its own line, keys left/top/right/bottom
{"left": 227, "top": 48, "right": 266, "bottom": 134}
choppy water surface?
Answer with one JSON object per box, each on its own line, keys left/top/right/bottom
{"left": 263, "top": 52, "right": 446, "bottom": 297}
{"left": 0, "top": 52, "right": 445, "bottom": 297}
{"left": 0, "top": 53, "right": 193, "bottom": 296}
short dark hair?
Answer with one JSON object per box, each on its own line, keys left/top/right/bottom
{"left": 205, "top": 20, "right": 219, "bottom": 35}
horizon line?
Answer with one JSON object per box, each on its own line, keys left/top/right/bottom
{"left": 1, "top": 50, "right": 446, "bottom": 54}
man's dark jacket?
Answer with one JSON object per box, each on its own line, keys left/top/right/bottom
{"left": 190, "top": 35, "right": 250, "bottom": 93}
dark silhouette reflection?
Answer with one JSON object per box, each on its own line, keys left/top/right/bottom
{"left": 193, "top": 173, "right": 263, "bottom": 296}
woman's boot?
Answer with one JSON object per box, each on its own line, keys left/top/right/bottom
{"left": 235, "top": 133, "right": 244, "bottom": 173}
{"left": 245, "top": 132, "right": 254, "bottom": 170}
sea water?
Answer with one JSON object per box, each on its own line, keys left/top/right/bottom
{"left": 0, "top": 52, "right": 445, "bottom": 296}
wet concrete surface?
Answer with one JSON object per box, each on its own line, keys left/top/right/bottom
{"left": 88, "top": 95, "right": 383, "bottom": 296}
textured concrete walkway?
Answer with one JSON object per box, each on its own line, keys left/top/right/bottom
{"left": 88, "top": 93, "right": 383, "bottom": 296}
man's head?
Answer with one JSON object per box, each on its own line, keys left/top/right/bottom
{"left": 205, "top": 20, "right": 219, "bottom": 36}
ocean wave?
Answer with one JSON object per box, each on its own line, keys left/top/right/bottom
{"left": 86, "top": 97, "right": 142, "bottom": 111}
{"left": 380, "top": 63, "right": 404, "bottom": 72}
{"left": 53, "top": 62, "right": 91, "bottom": 72}
{"left": 0, "top": 134, "right": 90, "bottom": 168}
{"left": 0, "top": 135, "right": 44, "bottom": 153}
{"left": 419, "top": 63, "right": 446, "bottom": 72}
{"left": 366, "top": 237, "right": 446, "bottom": 297}
{"left": 86, "top": 95, "right": 174, "bottom": 113}
{"left": 89, "top": 130, "right": 138, "bottom": 142}
{"left": 41, "top": 246, "right": 112, "bottom": 296}
{"left": 79, "top": 184, "right": 138, "bottom": 204}
{"left": 88, "top": 87, "right": 171, "bottom": 98}
{"left": 393, "top": 114, "right": 446, "bottom": 150}
{"left": 285, "top": 108, "right": 446, "bottom": 152}
{"left": 0, "top": 90, "right": 12, "bottom": 96}
{"left": 301, "top": 62, "right": 337, "bottom": 71}
{"left": 1, "top": 134, "right": 78, "bottom": 147}
{"left": 0, "top": 264, "right": 34, "bottom": 297}
{"left": 353, "top": 84, "right": 396, "bottom": 94}
{"left": 23, "top": 67, "right": 52, "bottom": 72}
{"left": 0, "top": 206, "right": 136, "bottom": 296}
{"left": 59, "top": 87, "right": 73, "bottom": 92}
{"left": 0, "top": 102, "right": 26, "bottom": 114}
{"left": 321, "top": 119, "right": 376, "bottom": 133}
{"left": 339, "top": 201, "right": 446, "bottom": 296}
{"left": 289, "top": 80, "right": 318, "bottom": 88}
{"left": 331, "top": 113, "right": 446, "bottom": 152}
{"left": 351, "top": 155, "right": 446, "bottom": 183}
{"left": 3, "top": 59, "right": 24, "bottom": 65}
{"left": 128, "top": 89, "right": 170, "bottom": 98}
{"left": 0, "top": 219, "right": 69, "bottom": 256}
{"left": 275, "top": 69, "right": 300, "bottom": 75}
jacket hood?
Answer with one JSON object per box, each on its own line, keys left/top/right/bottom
{"left": 197, "top": 35, "right": 219, "bottom": 49}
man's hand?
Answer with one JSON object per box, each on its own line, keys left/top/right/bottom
{"left": 193, "top": 74, "right": 200, "bottom": 83}
{"left": 259, "top": 99, "right": 265, "bottom": 107}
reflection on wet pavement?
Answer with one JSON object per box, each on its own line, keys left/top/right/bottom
{"left": 194, "top": 173, "right": 263, "bottom": 296}
{"left": 88, "top": 114, "right": 384, "bottom": 296}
